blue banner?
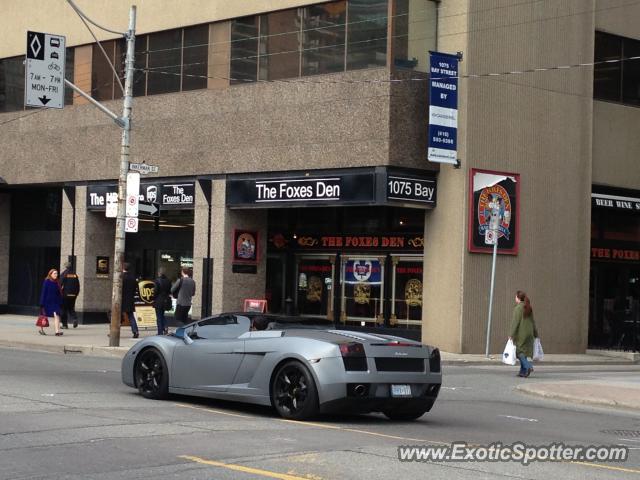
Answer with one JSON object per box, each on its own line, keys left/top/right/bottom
{"left": 345, "top": 259, "right": 382, "bottom": 284}
{"left": 428, "top": 52, "right": 459, "bottom": 165}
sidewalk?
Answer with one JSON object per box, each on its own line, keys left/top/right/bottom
{"left": 1, "top": 313, "right": 639, "bottom": 411}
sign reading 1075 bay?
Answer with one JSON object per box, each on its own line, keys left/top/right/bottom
{"left": 25, "top": 31, "right": 66, "bottom": 109}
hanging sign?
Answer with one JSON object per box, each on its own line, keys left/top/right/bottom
{"left": 427, "top": 51, "right": 459, "bottom": 164}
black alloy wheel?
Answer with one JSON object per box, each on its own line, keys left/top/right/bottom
{"left": 135, "top": 348, "right": 169, "bottom": 400}
{"left": 271, "top": 360, "right": 319, "bottom": 420}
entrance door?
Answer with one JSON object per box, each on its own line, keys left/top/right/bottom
{"left": 266, "top": 254, "right": 286, "bottom": 314}
{"left": 295, "top": 254, "right": 336, "bottom": 319}
{"left": 390, "top": 255, "right": 423, "bottom": 328}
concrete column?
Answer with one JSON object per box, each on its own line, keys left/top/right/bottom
{"left": 0, "top": 194, "right": 10, "bottom": 308}
{"left": 211, "top": 179, "right": 267, "bottom": 314}
{"left": 74, "top": 186, "right": 115, "bottom": 321}
{"left": 191, "top": 180, "right": 212, "bottom": 319}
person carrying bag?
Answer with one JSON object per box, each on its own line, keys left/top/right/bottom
{"left": 509, "top": 290, "right": 539, "bottom": 378}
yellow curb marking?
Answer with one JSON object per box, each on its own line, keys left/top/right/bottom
{"left": 179, "top": 455, "right": 313, "bottom": 480}
{"left": 570, "top": 461, "right": 640, "bottom": 475}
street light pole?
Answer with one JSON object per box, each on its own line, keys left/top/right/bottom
{"left": 109, "top": 5, "right": 136, "bottom": 347}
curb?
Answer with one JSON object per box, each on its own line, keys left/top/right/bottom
{"left": 0, "top": 340, "right": 128, "bottom": 359}
{"left": 441, "top": 359, "right": 637, "bottom": 366}
{"left": 515, "top": 384, "right": 640, "bottom": 412}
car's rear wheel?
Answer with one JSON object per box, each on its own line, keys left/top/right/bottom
{"left": 271, "top": 360, "right": 318, "bottom": 420}
{"left": 383, "top": 408, "right": 427, "bottom": 421}
{"left": 135, "top": 348, "right": 169, "bottom": 400}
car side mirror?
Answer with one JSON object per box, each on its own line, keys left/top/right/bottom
{"left": 175, "top": 327, "right": 194, "bottom": 345}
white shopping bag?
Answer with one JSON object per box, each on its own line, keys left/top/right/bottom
{"left": 533, "top": 337, "right": 544, "bottom": 361}
{"left": 502, "top": 339, "right": 517, "bottom": 366}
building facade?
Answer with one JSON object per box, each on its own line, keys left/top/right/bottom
{"left": 0, "top": 0, "right": 638, "bottom": 353}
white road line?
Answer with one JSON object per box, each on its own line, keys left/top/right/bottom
{"left": 498, "top": 414, "right": 539, "bottom": 422}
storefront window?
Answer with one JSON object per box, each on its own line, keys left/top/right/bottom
{"left": 340, "top": 256, "right": 385, "bottom": 324}
{"left": 391, "top": 256, "right": 422, "bottom": 327}
{"left": 296, "top": 255, "right": 335, "bottom": 318}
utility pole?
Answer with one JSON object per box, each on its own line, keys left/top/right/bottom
{"left": 109, "top": 5, "right": 136, "bottom": 347}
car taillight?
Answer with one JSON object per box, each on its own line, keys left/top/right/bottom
{"left": 340, "top": 342, "right": 367, "bottom": 371}
{"left": 339, "top": 342, "right": 365, "bottom": 357}
{"left": 429, "top": 348, "right": 441, "bottom": 373}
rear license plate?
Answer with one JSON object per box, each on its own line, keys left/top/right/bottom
{"left": 391, "top": 384, "right": 412, "bottom": 397}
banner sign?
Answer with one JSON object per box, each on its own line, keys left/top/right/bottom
{"left": 469, "top": 169, "right": 519, "bottom": 255}
{"left": 428, "top": 51, "right": 459, "bottom": 164}
{"left": 592, "top": 193, "right": 640, "bottom": 211}
{"left": 269, "top": 234, "right": 424, "bottom": 252}
{"left": 87, "top": 182, "right": 195, "bottom": 210}
{"left": 345, "top": 259, "right": 382, "bottom": 284}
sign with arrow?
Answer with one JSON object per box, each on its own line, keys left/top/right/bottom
{"left": 138, "top": 201, "right": 160, "bottom": 217}
{"left": 24, "top": 31, "right": 66, "bottom": 109}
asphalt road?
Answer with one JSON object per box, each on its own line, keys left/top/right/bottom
{"left": 0, "top": 347, "right": 639, "bottom": 480}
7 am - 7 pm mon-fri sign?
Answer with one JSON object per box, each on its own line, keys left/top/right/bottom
{"left": 25, "top": 31, "right": 66, "bottom": 109}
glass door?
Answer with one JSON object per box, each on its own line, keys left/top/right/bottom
{"left": 340, "top": 255, "right": 385, "bottom": 325}
{"left": 295, "top": 254, "right": 336, "bottom": 319}
{"left": 390, "top": 255, "right": 423, "bottom": 329}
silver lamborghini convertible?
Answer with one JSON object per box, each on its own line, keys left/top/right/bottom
{"left": 121, "top": 313, "right": 442, "bottom": 420}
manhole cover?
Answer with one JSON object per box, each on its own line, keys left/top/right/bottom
{"left": 601, "top": 429, "right": 640, "bottom": 437}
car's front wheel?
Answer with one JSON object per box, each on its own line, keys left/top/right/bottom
{"left": 271, "top": 360, "right": 319, "bottom": 420}
{"left": 383, "top": 408, "right": 427, "bottom": 421}
{"left": 134, "top": 348, "right": 169, "bottom": 400}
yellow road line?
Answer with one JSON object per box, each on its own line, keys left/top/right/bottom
{"left": 174, "top": 403, "right": 254, "bottom": 419}
{"left": 279, "top": 419, "right": 449, "bottom": 445}
{"left": 570, "top": 461, "right": 640, "bottom": 475}
{"left": 179, "top": 455, "right": 313, "bottom": 480}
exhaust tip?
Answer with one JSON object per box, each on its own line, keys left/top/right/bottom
{"left": 354, "top": 384, "right": 366, "bottom": 397}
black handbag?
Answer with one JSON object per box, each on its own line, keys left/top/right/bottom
{"left": 163, "top": 296, "right": 173, "bottom": 311}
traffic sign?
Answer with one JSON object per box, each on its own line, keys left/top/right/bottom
{"left": 129, "top": 163, "right": 159, "bottom": 174}
{"left": 125, "top": 216, "right": 138, "bottom": 233}
{"left": 25, "top": 31, "right": 66, "bottom": 109}
{"left": 126, "top": 172, "right": 140, "bottom": 217}
{"left": 138, "top": 201, "right": 160, "bottom": 217}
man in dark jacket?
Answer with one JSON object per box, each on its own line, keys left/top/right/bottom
{"left": 153, "top": 268, "right": 172, "bottom": 335}
{"left": 60, "top": 261, "right": 80, "bottom": 329}
{"left": 171, "top": 267, "right": 196, "bottom": 324}
{"left": 121, "top": 262, "right": 139, "bottom": 338}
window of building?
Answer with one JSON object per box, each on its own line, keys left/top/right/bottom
{"left": 230, "top": 17, "right": 260, "bottom": 83}
{"left": 594, "top": 31, "right": 640, "bottom": 106}
{"left": 0, "top": 56, "right": 25, "bottom": 112}
{"left": 182, "top": 24, "right": 209, "bottom": 91}
{"left": 302, "top": 2, "right": 347, "bottom": 76}
{"left": 147, "top": 29, "right": 182, "bottom": 95}
{"left": 346, "top": 0, "right": 388, "bottom": 70}
{"left": 64, "top": 47, "right": 75, "bottom": 105}
{"left": 259, "top": 9, "right": 301, "bottom": 80}
{"left": 91, "top": 40, "right": 125, "bottom": 101}
{"left": 393, "top": 0, "right": 437, "bottom": 72}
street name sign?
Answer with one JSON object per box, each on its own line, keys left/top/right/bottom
{"left": 129, "top": 162, "right": 159, "bottom": 174}
{"left": 25, "top": 31, "right": 66, "bottom": 109}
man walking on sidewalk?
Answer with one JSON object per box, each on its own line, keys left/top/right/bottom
{"left": 60, "top": 261, "right": 80, "bottom": 329}
{"left": 171, "top": 267, "right": 196, "bottom": 325}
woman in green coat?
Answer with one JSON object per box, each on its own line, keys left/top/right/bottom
{"left": 509, "top": 290, "right": 539, "bottom": 377}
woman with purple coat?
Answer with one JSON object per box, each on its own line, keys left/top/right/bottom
{"left": 39, "top": 269, "right": 63, "bottom": 336}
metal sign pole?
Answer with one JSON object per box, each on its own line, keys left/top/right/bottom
{"left": 485, "top": 234, "right": 499, "bottom": 357}
{"left": 109, "top": 5, "right": 136, "bottom": 347}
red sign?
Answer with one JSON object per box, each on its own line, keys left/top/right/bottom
{"left": 591, "top": 247, "right": 640, "bottom": 262}
{"left": 243, "top": 299, "right": 267, "bottom": 313}
{"left": 270, "top": 234, "right": 424, "bottom": 251}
